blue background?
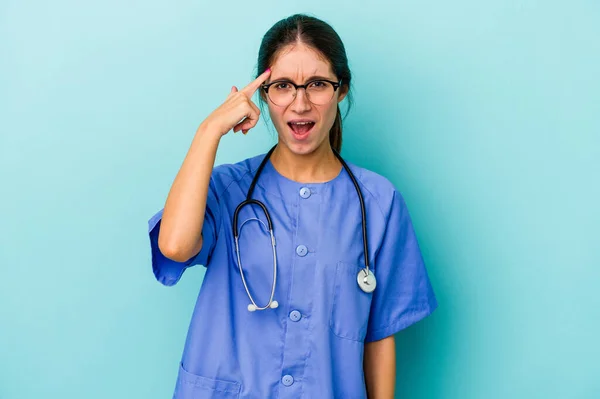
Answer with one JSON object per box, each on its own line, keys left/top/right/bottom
{"left": 1, "top": 1, "right": 599, "bottom": 398}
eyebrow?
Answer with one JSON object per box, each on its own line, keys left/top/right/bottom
{"left": 268, "top": 75, "right": 334, "bottom": 83}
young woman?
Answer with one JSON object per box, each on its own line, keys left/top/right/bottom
{"left": 148, "top": 13, "right": 438, "bottom": 399}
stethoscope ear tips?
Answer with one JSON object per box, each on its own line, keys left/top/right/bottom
{"left": 270, "top": 300, "right": 279, "bottom": 309}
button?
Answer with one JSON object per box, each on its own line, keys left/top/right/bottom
{"left": 282, "top": 374, "right": 294, "bottom": 386}
{"left": 299, "top": 187, "right": 311, "bottom": 199}
{"left": 289, "top": 310, "right": 301, "bottom": 322}
{"left": 296, "top": 245, "right": 308, "bottom": 257}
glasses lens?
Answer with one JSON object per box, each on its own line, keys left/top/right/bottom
{"left": 267, "top": 81, "right": 335, "bottom": 106}
{"left": 268, "top": 82, "right": 295, "bottom": 106}
{"left": 306, "top": 81, "right": 334, "bottom": 105}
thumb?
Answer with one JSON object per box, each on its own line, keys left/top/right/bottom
{"left": 227, "top": 85, "right": 238, "bottom": 99}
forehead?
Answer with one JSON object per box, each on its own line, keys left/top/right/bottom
{"left": 270, "top": 43, "right": 335, "bottom": 81}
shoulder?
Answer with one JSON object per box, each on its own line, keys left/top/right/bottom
{"left": 209, "top": 153, "right": 265, "bottom": 195}
{"left": 343, "top": 160, "right": 406, "bottom": 219}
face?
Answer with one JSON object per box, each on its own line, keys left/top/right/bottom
{"left": 263, "top": 43, "right": 347, "bottom": 155}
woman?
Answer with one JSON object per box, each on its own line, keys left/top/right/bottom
{"left": 148, "top": 14, "right": 438, "bottom": 399}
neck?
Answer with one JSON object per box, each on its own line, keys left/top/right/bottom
{"left": 270, "top": 142, "right": 342, "bottom": 183}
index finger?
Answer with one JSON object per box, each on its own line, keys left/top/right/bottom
{"left": 241, "top": 68, "right": 272, "bottom": 97}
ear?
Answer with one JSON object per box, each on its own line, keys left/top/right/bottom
{"left": 337, "top": 84, "right": 349, "bottom": 103}
{"left": 259, "top": 87, "right": 268, "bottom": 102}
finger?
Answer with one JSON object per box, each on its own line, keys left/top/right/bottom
{"left": 232, "top": 121, "right": 244, "bottom": 133}
{"left": 248, "top": 99, "right": 261, "bottom": 116}
{"left": 226, "top": 85, "right": 238, "bottom": 100}
{"left": 232, "top": 116, "right": 250, "bottom": 133}
{"left": 240, "top": 101, "right": 261, "bottom": 130}
{"left": 233, "top": 118, "right": 245, "bottom": 133}
{"left": 235, "top": 122, "right": 253, "bottom": 135}
{"left": 235, "top": 116, "right": 258, "bottom": 133}
{"left": 240, "top": 68, "right": 271, "bottom": 97}
{"left": 233, "top": 115, "right": 258, "bottom": 133}
{"left": 233, "top": 117, "right": 252, "bottom": 133}
{"left": 233, "top": 101, "right": 261, "bottom": 133}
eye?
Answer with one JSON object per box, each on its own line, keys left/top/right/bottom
{"left": 274, "top": 82, "right": 291, "bottom": 90}
{"left": 307, "top": 80, "right": 330, "bottom": 91}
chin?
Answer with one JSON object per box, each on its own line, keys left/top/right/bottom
{"left": 282, "top": 134, "right": 328, "bottom": 156}
{"left": 282, "top": 141, "right": 313, "bottom": 155}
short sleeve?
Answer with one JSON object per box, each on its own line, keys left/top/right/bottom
{"left": 147, "top": 176, "right": 221, "bottom": 287}
{"left": 364, "top": 190, "right": 438, "bottom": 342}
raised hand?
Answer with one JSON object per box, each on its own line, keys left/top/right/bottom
{"left": 202, "top": 68, "right": 272, "bottom": 136}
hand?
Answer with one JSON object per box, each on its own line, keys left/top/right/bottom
{"left": 201, "top": 68, "right": 272, "bottom": 137}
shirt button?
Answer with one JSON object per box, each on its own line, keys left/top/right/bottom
{"left": 282, "top": 374, "right": 294, "bottom": 386}
{"left": 299, "top": 187, "right": 311, "bottom": 198}
{"left": 296, "top": 245, "right": 308, "bottom": 257}
{"left": 289, "top": 310, "right": 301, "bottom": 322}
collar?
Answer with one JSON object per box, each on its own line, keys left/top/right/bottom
{"left": 251, "top": 152, "right": 348, "bottom": 201}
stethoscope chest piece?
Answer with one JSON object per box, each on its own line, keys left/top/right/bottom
{"left": 357, "top": 268, "right": 377, "bottom": 293}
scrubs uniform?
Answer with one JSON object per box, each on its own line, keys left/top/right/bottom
{"left": 148, "top": 152, "right": 438, "bottom": 399}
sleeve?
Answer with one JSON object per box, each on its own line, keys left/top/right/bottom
{"left": 364, "top": 189, "right": 438, "bottom": 342}
{"left": 147, "top": 176, "right": 221, "bottom": 287}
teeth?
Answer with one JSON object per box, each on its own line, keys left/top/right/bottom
{"left": 290, "top": 122, "right": 313, "bottom": 125}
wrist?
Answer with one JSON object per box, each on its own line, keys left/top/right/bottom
{"left": 196, "top": 120, "right": 225, "bottom": 141}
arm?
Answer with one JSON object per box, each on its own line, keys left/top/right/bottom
{"left": 158, "top": 69, "right": 272, "bottom": 262}
{"left": 364, "top": 335, "right": 396, "bottom": 399}
{"left": 157, "top": 125, "right": 221, "bottom": 262}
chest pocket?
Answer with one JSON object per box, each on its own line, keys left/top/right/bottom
{"left": 329, "top": 261, "right": 374, "bottom": 342}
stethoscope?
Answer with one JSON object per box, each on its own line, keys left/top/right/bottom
{"left": 233, "top": 144, "right": 377, "bottom": 312}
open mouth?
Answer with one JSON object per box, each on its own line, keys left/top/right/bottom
{"left": 287, "top": 121, "right": 316, "bottom": 139}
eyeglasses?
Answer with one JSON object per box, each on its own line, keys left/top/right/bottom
{"left": 261, "top": 79, "right": 343, "bottom": 107}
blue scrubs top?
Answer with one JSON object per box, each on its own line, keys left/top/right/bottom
{"left": 148, "top": 152, "right": 438, "bottom": 399}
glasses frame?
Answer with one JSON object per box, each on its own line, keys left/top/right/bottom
{"left": 261, "top": 78, "right": 343, "bottom": 106}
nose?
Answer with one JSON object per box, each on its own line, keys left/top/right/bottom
{"left": 290, "top": 87, "right": 311, "bottom": 113}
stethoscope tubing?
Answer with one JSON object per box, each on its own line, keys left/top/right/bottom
{"left": 232, "top": 144, "right": 371, "bottom": 310}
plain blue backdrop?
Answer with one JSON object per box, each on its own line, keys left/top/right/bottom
{"left": 1, "top": 1, "right": 599, "bottom": 398}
